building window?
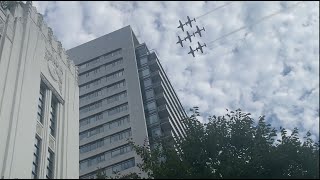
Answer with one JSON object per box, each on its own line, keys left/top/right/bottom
{"left": 80, "top": 57, "right": 123, "bottom": 80}
{"left": 80, "top": 158, "right": 134, "bottom": 179}
{"left": 94, "top": 68, "right": 100, "bottom": 74}
{"left": 143, "top": 78, "right": 152, "bottom": 88}
{"left": 138, "top": 56, "right": 148, "bottom": 67}
{"left": 108, "top": 80, "right": 126, "bottom": 92}
{"left": 108, "top": 103, "right": 128, "bottom": 116}
{"left": 80, "top": 100, "right": 102, "bottom": 114}
{"left": 80, "top": 80, "right": 125, "bottom": 101}
{"left": 136, "top": 45, "right": 148, "bottom": 57}
{"left": 37, "top": 87, "right": 45, "bottom": 124}
{"left": 151, "top": 126, "right": 161, "bottom": 137}
{"left": 80, "top": 129, "right": 132, "bottom": 154}
{"left": 49, "top": 98, "right": 57, "bottom": 137}
{"left": 79, "top": 144, "right": 133, "bottom": 170}
{"left": 145, "top": 101, "right": 157, "bottom": 112}
{"left": 46, "top": 150, "right": 54, "bottom": 179}
{"left": 146, "top": 113, "right": 159, "bottom": 125}
{"left": 144, "top": 89, "right": 154, "bottom": 100}
{"left": 106, "top": 91, "right": 127, "bottom": 104}
{"left": 79, "top": 113, "right": 103, "bottom": 127}
{"left": 106, "top": 69, "right": 124, "bottom": 82}
{"left": 140, "top": 68, "right": 150, "bottom": 77}
{"left": 31, "top": 136, "right": 41, "bottom": 179}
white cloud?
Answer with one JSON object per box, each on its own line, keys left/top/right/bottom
{"left": 33, "top": 1, "right": 319, "bottom": 140}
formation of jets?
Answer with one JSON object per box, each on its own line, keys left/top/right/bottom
{"left": 176, "top": 16, "right": 206, "bottom": 58}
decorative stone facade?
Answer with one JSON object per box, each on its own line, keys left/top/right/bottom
{"left": 0, "top": 2, "right": 79, "bottom": 179}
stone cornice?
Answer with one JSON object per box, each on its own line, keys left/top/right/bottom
{"left": 1, "top": 1, "right": 79, "bottom": 85}
{"left": 6, "top": 1, "right": 77, "bottom": 76}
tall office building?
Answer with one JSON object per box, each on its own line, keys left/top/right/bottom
{"left": 0, "top": 2, "right": 79, "bottom": 179}
{"left": 67, "top": 26, "right": 188, "bottom": 178}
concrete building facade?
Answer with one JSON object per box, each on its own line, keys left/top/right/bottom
{"left": 0, "top": 2, "right": 79, "bottom": 179}
{"left": 67, "top": 26, "right": 188, "bottom": 178}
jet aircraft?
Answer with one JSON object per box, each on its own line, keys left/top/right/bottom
{"left": 176, "top": 35, "right": 185, "bottom": 47}
{"left": 177, "top": 20, "right": 187, "bottom": 32}
{"left": 188, "top": 46, "right": 197, "bottom": 57}
{"left": 193, "top": 25, "right": 205, "bottom": 37}
{"left": 184, "top": 31, "right": 195, "bottom": 43}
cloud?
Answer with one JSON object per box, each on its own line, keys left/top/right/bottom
{"left": 33, "top": 1, "right": 319, "bottom": 140}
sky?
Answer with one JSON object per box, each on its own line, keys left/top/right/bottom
{"left": 32, "top": 1, "right": 319, "bottom": 140}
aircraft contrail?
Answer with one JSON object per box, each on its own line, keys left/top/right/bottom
{"left": 206, "top": 1, "right": 304, "bottom": 47}
{"left": 195, "top": 1, "right": 236, "bottom": 20}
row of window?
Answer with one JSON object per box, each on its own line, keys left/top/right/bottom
{"left": 31, "top": 136, "right": 55, "bottom": 179}
{"left": 80, "top": 113, "right": 103, "bottom": 127}
{"left": 79, "top": 58, "right": 123, "bottom": 79}
{"left": 137, "top": 56, "right": 149, "bottom": 68}
{"left": 80, "top": 80, "right": 126, "bottom": 102}
{"left": 49, "top": 100, "right": 57, "bottom": 137}
{"left": 46, "top": 150, "right": 55, "bottom": 179}
{"left": 33, "top": 83, "right": 59, "bottom": 179}
{"left": 136, "top": 45, "right": 149, "bottom": 57}
{"left": 32, "top": 136, "right": 41, "bottom": 179}
{"left": 79, "top": 103, "right": 128, "bottom": 127}
{"left": 37, "top": 88, "right": 45, "bottom": 123}
{"left": 78, "top": 49, "right": 122, "bottom": 70}
{"left": 80, "top": 158, "right": 135, "bottom": 179}
{"left": 79, "top": 144, "right": 133, "bottom": 170}
{"left": 80, "top": 115, "right": 130, "bottom": 140}
{"left": 36, "top": 85, "right": 58, "bottom": 138}
{"left": 79, "top": 129, "right": 132, "bottom": 154}
{"left": 107, "top": 91, "right": 127, "bottom": 104}
{"left": 79, "top": 69, "right": 124, "bottom": 91}
{"left": 136, "top": 55, "right": 163, "bottom": 138}
{"left": 108, "top": 103, "right": 128, "bottom": 116}
{"left": 145, "top": 100, "right": 157, "bottom": 113}
{"left": 80, "top": 101, "right": 102, "bottom": 114}
{"left": 80, "top": 91, "right": 127, "bottom": 114}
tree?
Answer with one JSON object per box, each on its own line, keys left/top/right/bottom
{"left": 97, "top": 108, "right": 319, "bottom": 179}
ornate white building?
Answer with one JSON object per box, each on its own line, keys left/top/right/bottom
{"left": 0, "top": 2, "right": 79, "bottom": 179}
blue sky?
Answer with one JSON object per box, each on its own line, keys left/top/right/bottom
{"left": 33, "top": 1, "right": 319, "bottom": 140}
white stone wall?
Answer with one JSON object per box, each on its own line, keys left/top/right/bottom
{"left": 0, "top": 2, "right": 79, "bottom": 179}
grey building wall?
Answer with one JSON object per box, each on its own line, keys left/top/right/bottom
{"left": 67, "top": 26, "right": 148, "bottom": 178}
{"left": 67, "top": 25, "right": 187, "bottom": 178}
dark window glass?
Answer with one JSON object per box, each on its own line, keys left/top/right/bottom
{"left": 50, "top": 99, "right": 57, "bottom": 137}
{"left": 37, "top": 87, "right": 45, "bottom": 123}
{"left": 32, "top": 136, "right": 41, "bottom": 179}
{"left": 143, "top": 78, "right": 152, "bottom": 88}
{"left": 46, "top": 150, "right": 54, "bottom": 179}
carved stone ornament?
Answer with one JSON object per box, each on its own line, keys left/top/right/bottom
{"left": 48, "top": 27, "right": 53, "bottom": 45}
{"left": 37, "top": 14, "right": 43, "bottom": 29}
{"left": 25, "top": 1, "right": 32, "bottom": 14}
{"left": 0, "top": 18, "right": 4, "bottom": 35}
{"left": 45, "top": 50, "right": 63, "bottom": 94}
{"left": 57, "top": 41, "right": 62, "bottom": 57}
